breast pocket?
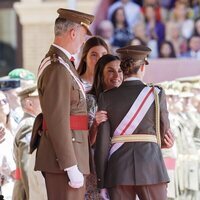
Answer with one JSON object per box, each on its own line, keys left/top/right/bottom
{"left": 71, "top": 80, "right": 81, "bottom": 105}
{"left": 71, "top": 80, "right": 85, "bottom": 108}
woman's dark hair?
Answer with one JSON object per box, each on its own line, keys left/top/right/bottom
{"left": 159, "top": 40, "right": 176, "bottom": 58}
{"left": 89, "top": 54, "right": 120, "bottom": 99}
{"left": 111, "top": 7, "right": 129, "bottom": 28}
{"left": 77, "top": 36, "right": 109, "bottom": 76}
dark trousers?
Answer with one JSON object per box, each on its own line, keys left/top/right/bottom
{"left": 43, "top": 172, "right": 86, "bottom": 200}
{"left": 108, "top": 183, "right": 167, "bottom": 200}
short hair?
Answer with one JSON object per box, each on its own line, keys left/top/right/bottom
{"left": 77, "top": 36, "right": 110, "bottom": 76}
{"left": 20, "top": 96, "right": 36, "bottom": 109}
{"left": 89, "top": 54, "right": 120, "bottom": 99}
{"left": 54, "top": 17, "right": 80, "bottom": 36}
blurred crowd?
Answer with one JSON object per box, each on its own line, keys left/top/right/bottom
{"left": 0, "top": 69, "right": 47, "bottom": 200}
{"left": 94, "top": 0, "right": 200, "bottom": 59}
{"left": 161, "top": 76, "right": 200, "bottom": 200}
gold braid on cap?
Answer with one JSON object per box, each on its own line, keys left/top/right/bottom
{"left": 81, "top": 21, "right": 90, "bottom": 28}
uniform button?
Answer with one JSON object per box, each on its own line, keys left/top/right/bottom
{"left": 98, "top": 178, "right": 101, "bottom": 181}
{"left": 72, "top": 137, "right": 75, "bottom": 142}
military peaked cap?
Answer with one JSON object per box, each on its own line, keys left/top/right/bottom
{"left": 8, "top": 68, "right": 35, "bottom": 80}
{"left": 57, "top": 8, "right": 94, "bottom": 35}
{"left": 18, "top": 84, "right": 38, "bottom": 100}
{"left": 116, "top": 45, "right": 151, "bottom": 65}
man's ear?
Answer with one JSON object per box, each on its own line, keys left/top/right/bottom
{"left": 70, "top": 28, "right": 76, "bottom": 39}
{"left": 25, "top": 99, "right": 33, "bottom": 107}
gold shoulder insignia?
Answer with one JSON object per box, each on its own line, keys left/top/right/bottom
{"left": 51, "top": 54, "right": 59, "bottom": 63}
{"left": 146, "top": 82, "right": 154, "bottom": 87}
{"left": 146, "top": 82, "right": 163, "bottom": 90}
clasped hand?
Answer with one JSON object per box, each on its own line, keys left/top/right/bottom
{"left": 66, "top": 165, "right": 84, "bottom": 188}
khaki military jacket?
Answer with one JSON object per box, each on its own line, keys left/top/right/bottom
{"left": 28, "top": 150, "right": 47, "bottom": 200}
{"left": 35, "top": 45, "right": 90, "bottom": 174}
{"left": 95, "top": 80, "right": 170, "bottom": 188}
{"left": 13, "top": 113, "right": 35, "bottom": 200}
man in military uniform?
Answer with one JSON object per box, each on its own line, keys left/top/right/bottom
{"left": 12, "top": 85, "right": 41, "bottom": 200}
{"left": 35, "top": 8, "right": 94, "bottom": 199}
{"left": 95, "top": 45, "right": 174, "bottom": 200}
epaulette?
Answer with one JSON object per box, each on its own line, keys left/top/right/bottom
{"left": 50, "top": 54, "right": 59, "bottom": 63}
{"left": 146, "top": 82, "right": 154, "bottom": 87}
{"left": 146, "top": 82, "right": 163, "bottom": 90}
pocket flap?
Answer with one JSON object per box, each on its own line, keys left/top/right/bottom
{"left": 72, "top": 131, "right": 84, "bottom": 143}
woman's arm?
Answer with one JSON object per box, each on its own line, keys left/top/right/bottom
{"left": 89, "top": 110, "right": 108, "bottom": 146}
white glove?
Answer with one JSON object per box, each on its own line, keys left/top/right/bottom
{"left": 66, "top": 165, "right": 84, "bottom": 188}
{"left": 100, "top": 188, "right": 110, "bottom": 200}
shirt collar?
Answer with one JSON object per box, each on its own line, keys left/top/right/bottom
{"left": 52, "top": 44, "right": 73, "bottom": 60}
{"left": 124, "top": 77, "right": 141, "bottom": 81}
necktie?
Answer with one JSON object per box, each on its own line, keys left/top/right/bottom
{"left": 70, "top": 56, "right": 75, "bottom": 67}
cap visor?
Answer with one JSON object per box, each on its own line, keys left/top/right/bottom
{"left": 81, "top": 24, "right": 92, "bottom": 36}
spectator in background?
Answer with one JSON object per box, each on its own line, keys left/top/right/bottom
{"left": 133, "top": 21, "right": 158, "bottom": 58}
{"left": 110, "top": 7, "right": 133, "bottom": 48}
{"left": 77, "top": 36, "right": 110, "bottom": 93}
{"left": 160, "top": 0, "right": 176, "bottom": 21}
{"left": 0, "top": 91, "right": 14, "bottom": 135}
{"left": 159, "top": 40, "right": 176, "bottom": 58}
{"left": 6, "top": 68, "right": 36, "bottom": 126}
{"left": 96, "top": 20, "right": 114, "bottom": 49}
{"left": 0, "top": 82, "right": 19, "bottom": 136}
{"left": 12, "top": 85, "right": 43, "bottom": 200}
{"left": 167, "top": 1, "right": 194, "bottom": 40}
{"left": 130, "top": 37, "right": 147, "bottom": 46}
{"left": 143, "top": 4, "right": 165, "bottom": 55}
{"left": 0, "top": 91, "right": 15, "bottom": 200}
{"left": 194, "top": 17, "right": 200, "bottom": 36}
{"left": 166, "top": 22, "right": 188, "bottom": 57}
{"left": 92, "top": 0, "right": 114, "bottom": 35}
{"left": 181, "top": 35, "right": 200, "bottom": 59}
{"left": 190, "top": 0, "right": 200, "bottom": 19}
{"left": 160, "top": 0, "right": 175, "bottom": 10}
{"left": 107, "top": 0, "right": 143, "bottom": 31}
{"left": 0, "top": 90, "right": 15, "bottom": 137}
{"left": 142, "top": 0, "right": 163, "bottom": 21}
{"left": 132, "top": 22, "right": 149, "bottom": 45}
